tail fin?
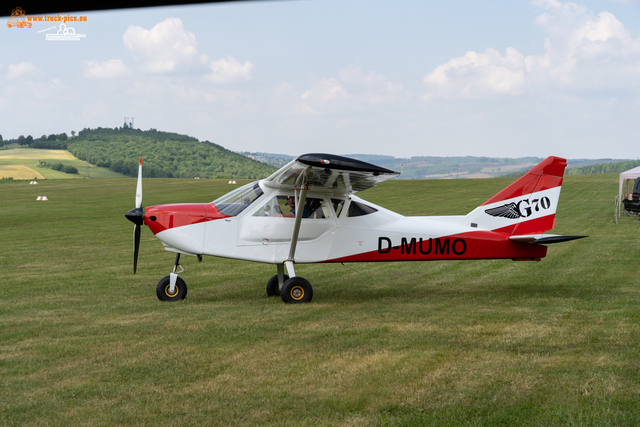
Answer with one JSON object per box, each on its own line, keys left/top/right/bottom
{"left": 466, "top": 156, "right": 567, "bottom": 235}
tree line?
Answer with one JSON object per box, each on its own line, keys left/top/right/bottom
{"left": 1, "top": 133, "right": 74, "bottom": 149}
{"left": 502, "top": 159, "right": 640, "bottom": 178}
{"left": 38, "top": 161, "right": 78, "bottom": 174}
{"left": 564, "top": 160, "right": 640, "bottom": 175}
{"left": 65, "top": 127, "right": 275, "bottom": 179}
{"left": 3, "top": 127, "right": 275, "bottom": 179}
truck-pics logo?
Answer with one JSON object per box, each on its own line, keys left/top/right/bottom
{"left": 6, "top": 7, "right": 31, "bottom": 28}
{"left": 45, "top": 23, "right": 85, "bottom": 41}
{"left": 7, "top": 7, "right": 87, "bottom": 41}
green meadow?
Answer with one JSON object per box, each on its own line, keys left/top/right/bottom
{"left": 1, "top": 173, "right": 639, "bottom": 426}
{"left": 0, "top": 147, "right": 127, "bottom": 179}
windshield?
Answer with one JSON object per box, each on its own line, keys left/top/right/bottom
{"left": 212, "top": 181, "right": 264, "bottom": 216}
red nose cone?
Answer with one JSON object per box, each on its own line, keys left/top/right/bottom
{"left": 144, "top": 203, "right": 229, "bottom": 234}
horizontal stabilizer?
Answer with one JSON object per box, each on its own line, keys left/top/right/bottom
{"left": 509, "top": 234, "right": 588, "bottom": 244}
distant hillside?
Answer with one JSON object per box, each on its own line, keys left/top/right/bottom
{"left": 501, "top": 159, "right": 638, "bottom": 178}
{"left": 238, "top": 152, "right": 546, "bottom": 179}
{"left": 346, "top": 155, "right": 546, "bottom": 179}
{"left": 565, "top": 160, "right": 640, "bottom": 175}
{"left": 66, "top": 127, "right": 275, "bottom": 179}
{"left": 240, "top": 152, "right": 634, "bottom": 180}
{"left": 239, "top": 152, "right": 295, "bottom": 169}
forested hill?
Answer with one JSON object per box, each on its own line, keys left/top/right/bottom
{"left": 66, "top": 127, "right": 275, "bottom": 179}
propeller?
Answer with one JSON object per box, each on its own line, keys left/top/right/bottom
{"left": 125, "top": 158, "right": 144, "bottom": 273}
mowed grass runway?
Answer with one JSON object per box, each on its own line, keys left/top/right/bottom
{"left": 1, "top": 174, "right": 639, "bottom": 426}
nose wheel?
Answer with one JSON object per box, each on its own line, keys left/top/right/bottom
{"left": 156, "top": 275, "right": 187, "bottom": 301}
{"left": 156, "top": 253, "right": 188, "bottom": 301}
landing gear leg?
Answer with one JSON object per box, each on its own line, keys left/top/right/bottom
{"left": 156, "top": 253, "right": 188, "bottom": 301}
{"left": 169, "top": 253, "right": 182, "bottom": 294}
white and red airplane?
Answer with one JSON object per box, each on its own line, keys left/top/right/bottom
{"left": 125, "top": 154, "right": 586, "bottom": 303}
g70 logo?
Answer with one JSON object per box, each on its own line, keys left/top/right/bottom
{"left": 485, "top": 196, "right": 552, "bottom": 219}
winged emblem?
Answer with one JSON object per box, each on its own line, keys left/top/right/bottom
{"left": 485, "top": 202, "right": 522, "bottom": 219}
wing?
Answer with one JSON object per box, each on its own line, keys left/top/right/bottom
{"left": 262, "top": 153, "right": 400, "bottom": 195}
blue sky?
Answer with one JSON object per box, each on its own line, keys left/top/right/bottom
{"left": 3, "top": 0, "right": 640, "bottom": 159}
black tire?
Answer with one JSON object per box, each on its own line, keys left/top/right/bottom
{"left": 156, "top": 275, "right": 187, "bottom": 301}
{"left": 281, "top": 277, "right": 313, "bottom": 304}
{"left": 266, "top": 274, "right": 289, "bottom": 297}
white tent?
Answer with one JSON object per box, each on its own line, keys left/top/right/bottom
{"left": 619, "top": 166, "right": 640, "bottom": 202}
{"left": 617, "top": 166, "right": 640, "bottom": 218}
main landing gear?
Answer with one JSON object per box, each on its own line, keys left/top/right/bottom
{"left": 155, "top": 256, "right": 312, "bottom": 304}
{"left": 266, "top": 263, "right": 313, "bottom": 304}
{"left": 156, "top": 253, "right": 188, "bottom": 301}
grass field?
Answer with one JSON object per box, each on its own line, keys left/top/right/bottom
{"left": 1, "top": 173, "right": 639, "bottom": 426}
{"left": 0, "top": 147, "right": 127, "bottom": 179}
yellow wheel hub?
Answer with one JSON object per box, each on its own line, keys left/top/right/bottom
{"left": 165, "top": 285, "right": 179, "bottom": 298}
{"left": 290, "top": 286, "right": 304, "bottom": 300}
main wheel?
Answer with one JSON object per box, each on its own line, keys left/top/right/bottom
{"left": 281, "top": 277, "right": 313, "bottom": 304}
{"left": 266, "top": 274, "right": 289, "bottom": 297}
{"left": 156, "top": 275, "right": 188, "bottom": 301}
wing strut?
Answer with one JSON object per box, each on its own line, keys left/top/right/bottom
{"left": 285, "top": 167, "right": 310, "bottom": 277}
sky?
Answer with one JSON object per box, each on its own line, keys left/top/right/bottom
{"left": 2, "top": 0, "right": 640, "bottom": 159}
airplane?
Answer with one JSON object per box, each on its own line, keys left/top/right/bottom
{"left": 125, "top": 153, "right": 586, "bottom": 303}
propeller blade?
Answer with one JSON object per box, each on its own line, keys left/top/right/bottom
{"left": 133, "top": 223, "right": 141, "bottom": 274}
{"left": 135, "top": 158, "right": 143, "bottom": 208}
{"left": 125, "top": 158, "right": 144, "bottom": 274}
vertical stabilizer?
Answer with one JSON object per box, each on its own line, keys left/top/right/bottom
{"left": 465, "top": 156, "right": 567, "bottom": 235}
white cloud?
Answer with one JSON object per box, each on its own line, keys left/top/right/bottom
{"left": 338, "top": 64, "right": 386, "bottom": 86}
{"left": 82, "top": 59, "right": 129, "bottom": 79}
{"left": 423, "top": 48, "right": 526, "bottom": 99}
{"left": 338, "top": 64, "right": 407, "bottom": 105}
{"left": 529, "top": 4, "right": 640, "bottom": 89}
{"left": 123, "top": 18, "right": 206, "bottom": 73}
{"left": 423, "top": 0, "right": 640, "bottom": 99}
{"left": 204, "top": 56, "right": 254, "bottom": 84}
{"left": 273, "top": 82, "right": 296, "bottom": 99}
{"left": 2, "top": 62, "right": 44, "bottom": 80}
{"left": 286, "top": 65, "right": 409, "bottom": 116}
{"left": 301, "top": 77, "right": 346, "bottom": 102}
{"left": 1, "top": 62, "right": 70, "bottom": 103}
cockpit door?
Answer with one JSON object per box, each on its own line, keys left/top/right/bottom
{"left": 237, "top": 194, "right": 340, "bottom": 246}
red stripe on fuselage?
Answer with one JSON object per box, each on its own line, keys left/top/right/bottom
{"left": 322, "top": 229, "right": 547, "bottom": 263}
{"left": 145, "top": 203, "right": 229, "bottom": 235}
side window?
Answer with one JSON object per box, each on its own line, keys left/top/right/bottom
{"left": 307, "top": 198, "right": 330, "bottom": 219}
{"left": 346, "top": 200, "right": 378, "bottom": 217}
{"left": 332, "top": 199, "right": 345, "bottom": 218}
{"left": 253, "top": 196, "right": 330, "bottom": 219}
{"left": 253, "top": 195, "right": 288, "bottom": 216}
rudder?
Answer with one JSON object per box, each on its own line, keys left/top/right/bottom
{"left": 466, "top": 156, "right": 567, "bottom": 235}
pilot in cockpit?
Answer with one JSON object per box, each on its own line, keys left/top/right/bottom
{"left": 282, "top": 196, "right": 309, "bottom": 218}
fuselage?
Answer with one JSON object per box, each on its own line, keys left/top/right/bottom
{"left": 143, "top": 180, "right": 548, "bottom": 265}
